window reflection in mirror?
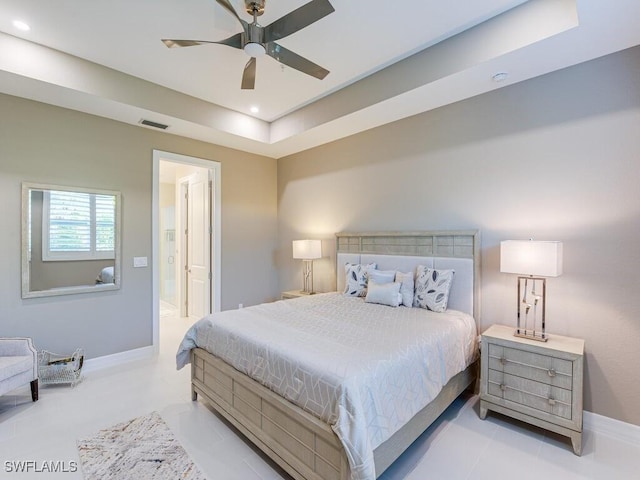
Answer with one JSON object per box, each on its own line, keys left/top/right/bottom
{"left": 22, "top": 183, "right": 121, "bottom": 298}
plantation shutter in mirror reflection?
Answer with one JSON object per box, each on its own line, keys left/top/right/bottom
{"left": 95, "top": 194, "right": 115, "bottom": 252}
{"left": 48, "top": 191, "right": 91, "bottom": 252}
{"left": 43, "top": 190, "right": 115, "bottom": 260}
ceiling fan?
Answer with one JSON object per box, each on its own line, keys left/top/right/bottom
{"left": 162, "top": 0, "right": 335, "bottom": 90}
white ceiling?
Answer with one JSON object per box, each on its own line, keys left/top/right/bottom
{"left": 0, "top": 0, "right": 639, "bottom": 158}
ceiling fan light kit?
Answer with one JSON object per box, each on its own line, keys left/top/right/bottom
{"left": 161, "top": 0, "right": 334, "bottom": 90}
{"left": 244, "top": 42, "right": 266, "bottom": 57}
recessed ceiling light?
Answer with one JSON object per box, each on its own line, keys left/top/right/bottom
{"left": 13, "top": 20, "right": 30, "bottom": 31}
{"left": 492, "top": 72, "right": 509, "bottom": 83}
{"left": 250, "top": 106, "right": 259, "bottom": 114}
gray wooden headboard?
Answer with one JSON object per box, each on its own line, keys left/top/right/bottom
{"left": 335, "top": 231, "right": 481, "bottom": 321}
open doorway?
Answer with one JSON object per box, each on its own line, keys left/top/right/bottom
{"left": 152, "top": 151, "right": 221, "bottom": 352}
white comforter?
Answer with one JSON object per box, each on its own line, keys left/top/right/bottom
{"left": 176, "top": 292, "right": 477, "bottom": 480}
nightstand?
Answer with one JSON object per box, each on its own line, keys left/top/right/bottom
{"left": 281, "top": 290, "right": 313, "bottom": 300}
{"left": 479, "top": 324, "right": 584, "bottom": 455}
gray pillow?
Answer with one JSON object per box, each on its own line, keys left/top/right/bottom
{"left": 395, "top": 271, "right": 414, "bottom": 307}
{"left": 368, "top": 270, "right": 396, "bottom": 284}
{"left": 365, "top": 281, "right": 402, "bottom": 307}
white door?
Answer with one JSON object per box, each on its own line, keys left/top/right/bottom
{"left": 187, "top": 170, "right": 211, "bottom": 318}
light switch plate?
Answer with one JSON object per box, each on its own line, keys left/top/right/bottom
{"left": 133, "top": 256, "right": 148, "bottom": 268}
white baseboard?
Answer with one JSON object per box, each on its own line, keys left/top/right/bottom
{"left": 584, "top": 411, "right": 640, "bottom": 447}
{"left": 82, "top": 346, "right": 155, "bottom": 373}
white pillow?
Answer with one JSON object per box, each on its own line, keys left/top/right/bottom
{"left": 395, "top": 271, "right": 414, "bottom": 307}
{"left": 414, "top": 266, "right": 455, "bottom": 312}
{"left": 365, "top": 281, "right": 402, "bottom": 307}
{"left": 344, "top": 263, "right": 377, "bottom": 297}
{"left": 369, "top": 270, "right": 396, "bottom": 284}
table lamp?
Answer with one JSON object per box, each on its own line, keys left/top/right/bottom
{"left": 500, "top": 240, "right": 563, "bottom": 341}
{"left": 292, "top": 239, "right": 322, "bottom": 294}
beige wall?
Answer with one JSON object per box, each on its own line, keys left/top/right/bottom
{"left": 0, "top": 93, "right": 278, "bottom": 359}
{"left": 277, "top": 47, "right": 640, "bottom": 425}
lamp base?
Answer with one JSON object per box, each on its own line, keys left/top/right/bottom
{"left": 515, "top": 276, "right": 549, "bottom": 343}
{"left": 301, "top": 260, "right": 315, "bottom": 295}
{"left": 514, "top": 329, "right": 548, "bottom": 342}
{"left": 297, "top": 290, "right": 315, "bottom": 295}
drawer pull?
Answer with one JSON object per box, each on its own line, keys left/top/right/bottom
{"left": 500, "top": 357, "right": 507, "bottom": 365}
{"left": 500, "top": 384, "right": 506, "bottom": 391}
{"left": 548, "top": 369, "right": 557, "bottom": 378}
{"left": 548, "top": 397, "right": 556, "bottom": 406}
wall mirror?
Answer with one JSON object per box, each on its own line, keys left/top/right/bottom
{"left": 22, "top": 182, "right": 122, "bottom": 299}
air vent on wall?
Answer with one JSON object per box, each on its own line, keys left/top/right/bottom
{"left": 139, "top": 119, "right": 169, "bottom": 130}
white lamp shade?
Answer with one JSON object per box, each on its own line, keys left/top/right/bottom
{"left": 292, "top": 239, "right": 322, "bottom": 260}
{"left": 500, "top": 240, "right": 563, "bottom": 277}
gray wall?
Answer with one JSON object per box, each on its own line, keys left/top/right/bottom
{"left": 277, "top": 47, "right": 640, "bottom": 425}
{"left": 0, "top": 93, "right": 278, "bottom": 359}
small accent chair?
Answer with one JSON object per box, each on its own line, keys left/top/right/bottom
{"left": 0, "top": 338, "right": 39, "bottom": 401}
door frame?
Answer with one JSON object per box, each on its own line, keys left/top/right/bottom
{"left": 152, "top": 150, "right": 221, "bottom": 352}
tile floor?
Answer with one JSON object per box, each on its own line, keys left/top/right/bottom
{"left": 1, "top": 307, "right": 638, "bottom": 479}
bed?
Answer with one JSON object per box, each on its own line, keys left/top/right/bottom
{"left": 177, "top": 231, "right": 481, "bottom": 480}
{"left": 95, "top": 265, "right": 114, "bottom": 284}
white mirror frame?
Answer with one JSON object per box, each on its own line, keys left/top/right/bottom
{"left": 21, "top": 182, "right": 122, "bottom": 299}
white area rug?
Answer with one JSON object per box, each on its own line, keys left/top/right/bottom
{"left": 77, "top": 411, "right": 205, "bottom": 480}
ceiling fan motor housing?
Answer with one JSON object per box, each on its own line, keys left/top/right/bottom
{"left": 243, "top": 23, "right": 266, "bottom": 56}
{"left": 245, "top": 23, "right": 264, "bottom": 45}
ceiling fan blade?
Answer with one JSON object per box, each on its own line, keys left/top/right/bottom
{"left": 162, "top": 39, "right": 209, "bottom": 48}
{"left": 162, "top": 32, "right": 243, "bottom": 49}
{"left": 264, "top": 0, "right": 334, "bottom": 43}
{"left": 215, "top": 0, "right": 248, "bottom": 29}
{"left": 266, "top": 43, "right": 329, "bottom": 80}
{"left": 241, "top": 57, "right": 257, "bottom": 90}
{"left": 213, "top": 32, "right": 243, "bottom": 49}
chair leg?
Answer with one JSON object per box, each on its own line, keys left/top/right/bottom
{"left": 30, "top": 379, "right": 39, "bottom": 402}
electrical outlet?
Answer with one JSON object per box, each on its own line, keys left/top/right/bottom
{"left": 238, "top": 303, "right": 243, "bottom": 309}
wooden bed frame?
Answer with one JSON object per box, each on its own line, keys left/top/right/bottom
{"left": 190, "top": 231, "right": 481, "bottom": 479}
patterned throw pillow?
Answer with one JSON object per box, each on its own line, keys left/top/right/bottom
{"left": 413, "top": 266, "right": 455, "bottom": 312}
{"left": 344, "top": 263, "right": 377, "bottom": 297}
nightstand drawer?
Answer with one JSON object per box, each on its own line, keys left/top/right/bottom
{"left": 487, "top": 369, "right": 572, "bottom": 420}
{"left": 488, "top": 343, "right": 573, "bottom": 390}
